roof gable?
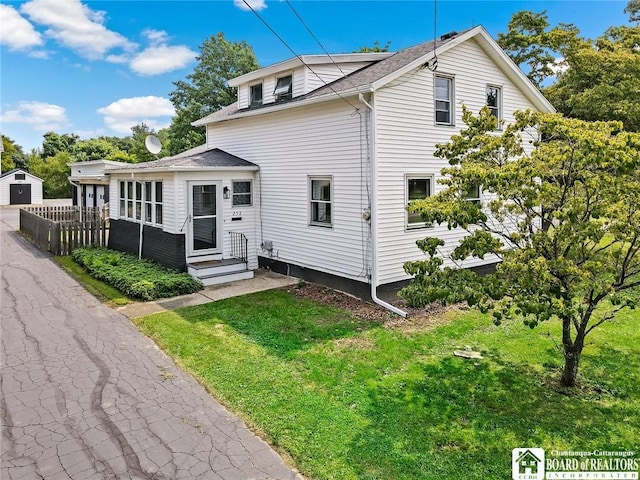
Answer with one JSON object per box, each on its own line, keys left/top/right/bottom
{"left": 0, "top": 168, "right": 42, "bottom": 182}
{"left": 194, "top": 26, "right": 553, "bottom": 126}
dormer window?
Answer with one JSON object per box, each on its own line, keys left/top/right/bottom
{"left": 250, "top": 83, "right": 263, "bottom": 107}
{"left": 274, "top": 74, "right": 292, "bottom": 102}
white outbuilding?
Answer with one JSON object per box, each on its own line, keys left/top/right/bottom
{"left": 0, "top": 169, "right": 44, "bottom": 206}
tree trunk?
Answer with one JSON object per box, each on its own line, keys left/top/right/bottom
{"left": 561, "top": 342, "right": 585, "bottom": 387}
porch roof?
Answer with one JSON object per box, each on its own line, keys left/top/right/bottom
{"left": 107, "top": 147, "right": 258, "bottom": 173}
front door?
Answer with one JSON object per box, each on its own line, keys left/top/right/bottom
{"left": 188, "top": 182, "right": 222, "bottom": 256}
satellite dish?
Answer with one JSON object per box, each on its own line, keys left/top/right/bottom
{"left": 145, "top": 135, "right": 162, "bottom": 155}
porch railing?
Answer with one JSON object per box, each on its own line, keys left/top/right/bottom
{"left": 228, "top": 231, "right": 248, "bottom": 264}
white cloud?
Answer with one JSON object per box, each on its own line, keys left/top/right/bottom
{"left": 20, "top": 0, "right": 136, "bottom": 60}
{"left": 0, "top": 101, "right": 70, "bottom": 131}
{"left": 130, "top": 44, "right": 196, "bottom": 75}
{"left": 549, "top": 57, "right": 568, "bottom": 76}
{"left": 234, "top": 0, "right": 267, "bottom": 11}
{"left": 142, "top": 28, "right": 169, "bottom": 46}
{"left": 97, "top": 96, "right": 175, "bottom": 134}
{"left": 0, "top": 4, "right": 43, "bottom": 50}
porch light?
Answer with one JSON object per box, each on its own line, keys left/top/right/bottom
{"left": 223, "top": 186, "right": 230, "bottom": 199}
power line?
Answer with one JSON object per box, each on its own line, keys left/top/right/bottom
{"left": 284, "top": 0, "right": 366, "bottom": 95}
{"left": 241, "top": 0, "right": 360, "bottom": 111}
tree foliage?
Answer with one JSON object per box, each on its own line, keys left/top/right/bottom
{"left": 167, "top": 32, "right": 259, "bottom": 155}
{"left": 625, "top": 0, "right": 640, "bottom": 23}
{"left": 28, "top": 151, "right": 72, "bottom": 198}
{"left": 545, "top": 25, "right": 640, "bottom": 132}
{"left": 42, "top": 132, "right": 79, "bottom": 159}
{"left": 357, "top": 40, "right": 392, "bottom": 53}
{"left": 1, "top": 136, "right": 28, "bottom": 172}
{"left": 402, "top": 108, "right": 640, "bottom": 387}
{"left": 496, "top": 10, "right": 586, "bottom": 87}
{"left": 498, "top": 7, "right": 640, "bottom": 132}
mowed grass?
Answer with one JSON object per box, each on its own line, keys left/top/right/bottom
{"left": 134, "top": 289, "right": 640, "bottom": 480}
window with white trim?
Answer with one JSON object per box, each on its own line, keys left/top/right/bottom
{"left": 486, "top": 85, "right": 501, "bottom": 128}
{"left": 274, "top": 74, "right": 292, "bottom": 102}
{"left": 119, "top": 180, "right": 163, "bottom": 225}
{"left": 435, "top": 76, "right": 453, "bottom": 125}
{"left": 309, "top": 176, "right": 332, "bottom": 227}
{"left": 406, "top": 176, "right": 432, "bottom": 228}
{"left": 250, "top": 83, "right": 263, "bottom": 107}
{"left": 232, "top": 180, "right": 252, "bottom": 206}
{"left": 465, "top": 184, "right": 482, "bottom": 204}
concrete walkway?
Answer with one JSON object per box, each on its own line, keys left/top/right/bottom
{"left": 117, "top": 270, "right": 298, "bottom": 319}
{"left": 1, "top": 207, "right": 301, "bottom": 480}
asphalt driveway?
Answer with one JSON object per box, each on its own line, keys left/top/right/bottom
{"left": 0, "top": 207, "right": 300, "bottom": 480}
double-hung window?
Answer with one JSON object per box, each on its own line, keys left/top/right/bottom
{"left": 486, "top": 85, "right": 501, "bottom": 128}
{"left": 250, "top": 83, "right": 263, "bottom": 107}
{"left": 232, "top": 180, "right": 252, "bottom": 206}
{"left": 309, "top": 176, "right": 332, "bottom": 227}
{"left": 435, "top": 76, "right": 453, "bottom": 125}
{"left": 274, "top": 75, "right": 292, "bottom": 102}
{"left": 465, "top": 184, "right": 482, "bottom": 204}
{"left": 406, "top": 176, "right": 432, "bottom": 229}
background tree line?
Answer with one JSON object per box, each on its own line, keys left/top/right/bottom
{"left": 2, "top": 2, "right": 638, "bottom": 197}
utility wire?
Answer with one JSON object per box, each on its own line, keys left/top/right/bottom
{"left": 241, "top": 0, "right": 360, "bottom": 111}
{"left": 284, "top": 0, "right": 366, "bottom": 95}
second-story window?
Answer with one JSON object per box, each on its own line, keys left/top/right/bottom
{"left": 274, "top": 75, "right": 292, "bottom": 102}
{"left": 435, "top": 76, "right": 453, "bottom": 125}
{"left": 250, "top": 83, "right": 263, "bottom": 107}
{"left": 486, "top": 85, "right": 501, "bottom": 128}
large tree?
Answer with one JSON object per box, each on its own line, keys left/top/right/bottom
{"left": 28, "top": 151, "right": 72, "bottom": 198}
{"left": 41, "top": 132, "right": 79, "bottom": 159}
{"left": 1, "top": 136, "right": 28, "bottom": 172}
{"left": 496, "top": 10, "right": 585, "bottom": 87}
{"left": 498, "top": 6, "right": 640, "bottom": 131}
{"left": 402, "top": 108, "right": 640, "bottom": 388}
{"left": 167, "top": 32, "right": 259, "bottom": 155}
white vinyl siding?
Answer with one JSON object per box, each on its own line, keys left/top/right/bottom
{"left": 374, "top": 37, "right": 539, "bottom": 285}
{"left": 304, "top": 62, "right": 373, "bottom": 92}
{"left": 309, "top": 176, "right": 332, "bottom": 227}
{"left": 0, "top": 171, "right": 43, "bottom": 205}
{"left": 207, "top": 100, "right": 369, "bottom": 283}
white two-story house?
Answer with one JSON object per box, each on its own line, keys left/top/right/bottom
{"left": 105, "top": 26, "right": 553, "bottom": 312}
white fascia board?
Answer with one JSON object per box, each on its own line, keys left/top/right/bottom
{"left": 370, "top": 26, "right": 485, "bottom": 91}
{"left": 197, "top": 88, "right": 367, "bottom": 126}
{"left": 66, "top": 159, "right": 129, "bottom": 167}
{"left": 370, "top": 26, "right": 555, "bottom": 113}
{"left": 473, "top": 30, "right": 556, "bottom": 113}
{"left": 227, "top": 53, "right": 392, "bottom": 87}
{"left": 108, "top": 166, "right": 259, "bottom": 175}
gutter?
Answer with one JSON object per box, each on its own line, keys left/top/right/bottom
{"left": 359, "top": 93, "right": 408, "bottom": 318}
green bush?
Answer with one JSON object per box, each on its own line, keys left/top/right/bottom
{"left": 71, "top": 247, "right": 202, "bottom": 300}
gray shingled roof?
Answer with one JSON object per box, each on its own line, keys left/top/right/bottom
{"left": 195, "top": 31, "right": 469, "bottom": 125}
{"left": 107, "top": 148, "right": 258, "bottom": 171}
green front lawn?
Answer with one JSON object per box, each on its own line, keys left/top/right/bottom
{"left": 134, "top": 288, "right": 639, "bottom": 480}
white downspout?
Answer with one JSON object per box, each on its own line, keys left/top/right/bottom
{"left": 359, "top": 93, "right": 408, "bottom": 318}
{"left": 68, "top": 179, "right": 81, "bottom": 207}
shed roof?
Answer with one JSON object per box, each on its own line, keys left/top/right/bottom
{"left": 107, "top": 147, "right": 258, "bottom": 173}
{"left": 0, "top": 168, "right": 43, "bottom": 182}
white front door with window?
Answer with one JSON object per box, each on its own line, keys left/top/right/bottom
{"left": 188, "top": 181, "right": 222, "bottom": 257}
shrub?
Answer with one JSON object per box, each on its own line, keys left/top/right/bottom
{"left": 71, "top": 247, "right": 202, "bottom": 300}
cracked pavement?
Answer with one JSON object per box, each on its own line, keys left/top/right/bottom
{"left": 0, "top": 208, "right": 301, "bottom": 480}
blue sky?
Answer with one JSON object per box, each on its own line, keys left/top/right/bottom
{"left": 0, "top": 0, "right": 629, "bottom": 152}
